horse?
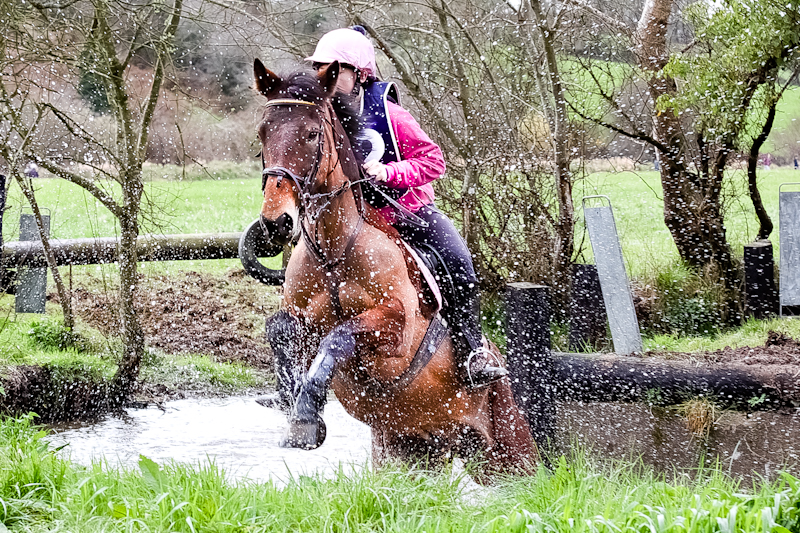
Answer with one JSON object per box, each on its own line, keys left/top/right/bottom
{"left": 249, "top": 58, "right": 536, "bottom": 478}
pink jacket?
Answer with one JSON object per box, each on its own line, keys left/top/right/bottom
{"left": 377, "top": 102, "right": 446, "bottom": 223}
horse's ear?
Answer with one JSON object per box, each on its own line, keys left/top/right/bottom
{"left": 317, "top": 61, "right": 340, "bottom": 97}
{"left": 254, "top": 58, "right": 281, "bottom": 99}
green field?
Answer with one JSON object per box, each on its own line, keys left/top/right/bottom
{"left": 1, "top": 414, "right": 798, "bottom": 532}
{"left": 2, "top": 161, "right": 263, "bottom": 241}
{"left": 575, "top": 166, "right": 800, "bottom": 278}
{"left": 1, "top": 162, "right": 282, "bottom": 277}
{"left": 6, "top": 162, "right": 798, "bottom": 279}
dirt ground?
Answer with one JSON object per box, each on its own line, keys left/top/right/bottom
{"left": 59, "top": 270, "right": 281, "bottom": 369}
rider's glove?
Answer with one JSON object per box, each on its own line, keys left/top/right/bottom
{"left": 363, "top": 160, "right": 388, "bottom": 182}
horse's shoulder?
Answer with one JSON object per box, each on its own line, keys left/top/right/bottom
{"left": 360, "top": 205, "right": 438, "bottom": 320}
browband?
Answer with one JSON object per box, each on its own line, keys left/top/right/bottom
{"left": 265, "top": 99, "right": 317, "bottom": 107}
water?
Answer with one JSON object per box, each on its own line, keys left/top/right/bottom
{"left": 47, "top": 396, "right": 372, "bottom": 484}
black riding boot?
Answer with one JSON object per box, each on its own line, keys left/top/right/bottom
{"left": 444, "top": 285, "right": 507, "bottom": 389}
{"left": 256, "top": 310, "right": 300, "bottom": 413}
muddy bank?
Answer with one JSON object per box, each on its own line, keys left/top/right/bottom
{"left": 63, "top": 270, "right": 280, "bottom": 368}
{"left": 0, "top": 363, "right": 272, "bottom": 423}
{"left": 559, "top": 401, "right": 800, "bottom": 483}
{"left": 0, "top": 270, "right": 277, "bottom": 422}
{"left": 0, "top": 365, "right": 114, "bottom": 422}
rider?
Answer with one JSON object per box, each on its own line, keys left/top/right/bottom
{"left": 303, "top": 26, "right": 506, "bottom": 389}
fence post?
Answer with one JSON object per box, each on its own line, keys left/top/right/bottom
{"left": 15, "top": 213, "right": 49, "bottom": 313}
{"left": 744, "top": 240, "right": 778, "bottom": 319}
{"left": 582, "top": 195, "right": 643, "bottom": 354}
{"left": 505, "top": 282, "right": 555, "bottom": 451}
{"left": 569, "top": 263, "right": 607, "bottom": 351}
{"left": 779, "top": 183, "right": 800, "bottom": 317}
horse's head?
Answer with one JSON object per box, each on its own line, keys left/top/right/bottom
{"left": 253, "top": 58, "right": 345, "bottom": 246}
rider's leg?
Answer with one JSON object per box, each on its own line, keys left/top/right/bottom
{"left": 257, "top": 309, "right": 301, "bottom": 412}
{"left": 393, "top": 205, "right": 507, "bottom": 388}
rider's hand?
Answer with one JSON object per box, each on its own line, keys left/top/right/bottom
{"left": 363, "top": 160, "right": 388, "bottom": 182}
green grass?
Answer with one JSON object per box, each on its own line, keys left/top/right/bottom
{"left": 766, "top": 85, "right": 800, "bottom": 155}
{"left": 0, "top": 303, "right": 118, "bottom": 379}
{"left": 3, "top": 162, "right": 282, "bottom": 277}
{"left": 139, "top": 352, "right": 265, "bottom": 393}
{"left": 2, "top": 161, "right": 263, "bottom": 241}
{"left": 0, "top": 298, "right": 265, "bottom": 394}
{"left": 575, "top": 166, "right": 800, "bottom": 278}
{"left": 0, "top": 414, "right": 798, "bottom": 532}
{"left": 645, "top": 315, "right": 800, "bottom": 353}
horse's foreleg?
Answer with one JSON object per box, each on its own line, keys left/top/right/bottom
{"left": 258, "top": 310, "right": 302, "bottom": 413}
{"left": 280, "top": 321, "right": 356, "bottom": 449}
{"left": 280, "top": 301, "right": 404, "bottom": 450}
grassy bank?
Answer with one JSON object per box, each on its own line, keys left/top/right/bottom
{"left": 0, "top": 296, "right": 268, "bottom": 420}
{"left": 1, "top": 415, "right": 798, "bottom": 532}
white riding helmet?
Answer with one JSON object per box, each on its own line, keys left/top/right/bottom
{"left": 304, "top": 27, "right": 378, "bottom": 77}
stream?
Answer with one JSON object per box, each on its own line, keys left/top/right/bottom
{"left": 47, "top": 396, "right": 372, "bottom": 484}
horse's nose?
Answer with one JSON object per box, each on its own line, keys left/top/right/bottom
{"left": 259, "top": 213, "right": 293, "bottom": 246}
{"left": 275, "top": 213, "right": 294, "bottom": 241}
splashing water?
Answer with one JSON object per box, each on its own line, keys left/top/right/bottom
{"left": 47, "top": 396, "right": 371, "bottom": 485}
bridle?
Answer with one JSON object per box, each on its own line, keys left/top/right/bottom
{"left": 259, "top": 97, "right": 370, "bottom": 318}
{"left": 261, "top": 99, "right": 335, "bottom": 222}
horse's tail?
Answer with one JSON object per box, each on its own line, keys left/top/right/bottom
{"left": 485, "top": 377, "right": 538, "bottom": 476}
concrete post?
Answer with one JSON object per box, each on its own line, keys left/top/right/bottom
{"left": 15, "top": 213, "right": 49, "bottom": 313}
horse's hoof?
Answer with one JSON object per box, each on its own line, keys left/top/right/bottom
{"left": 279, "top": 415, "right": 327, "bottom": 450}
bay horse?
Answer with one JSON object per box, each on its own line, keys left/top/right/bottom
{"left": 251, "top": 58, "right": 536, "bottom": 477}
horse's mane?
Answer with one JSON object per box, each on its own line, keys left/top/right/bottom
{"left": 280, "top": 68, "right": 363, "bottom": 162}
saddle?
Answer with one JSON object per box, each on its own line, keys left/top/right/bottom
{"left": 404, "top": 241, "right": 451, "bottom": 312}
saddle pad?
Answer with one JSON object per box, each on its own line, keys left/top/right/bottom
{"left": 402, "top": 241, "right": 442, "bottom": 313}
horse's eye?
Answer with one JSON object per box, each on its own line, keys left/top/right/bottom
{"left": 308, "top": 130, "right": 320, "bottom": 141}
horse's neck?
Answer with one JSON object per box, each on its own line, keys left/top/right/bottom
{"left": 310, "top": 173, "right": 362, "bottom": 261}
{"left": 309, "top": 105, "right": 364, "bottom": 262}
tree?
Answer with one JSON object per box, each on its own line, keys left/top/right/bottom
{"left": 660, "top": 0, "right": 800, "bottom": 241}
{"left": 0, "top": 0, "right": 185, "bottom": 400}
{"left": 566, "top": 0, "right": 800, "bottom": 298}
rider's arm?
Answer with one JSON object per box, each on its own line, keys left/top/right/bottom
{"left": 383, "top": 102, "right": 446, "bottom": 188}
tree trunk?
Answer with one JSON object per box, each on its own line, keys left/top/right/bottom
{"left": 747, "top": 101, "right": 777, "bottom": 241}
{"left": 112, "top": 186, "right": 144, "bottom": 400}
{"left": 637, "top": 0, "right": 736, "bottom": 288}
{"left": 461, "top": 167, "right": 481, "bottom": 251}
{"left": 15, "top": 175, "right": 74, "bottom": 329}
{"left": 527, "top": 0, "right": 575, "bottom": 314}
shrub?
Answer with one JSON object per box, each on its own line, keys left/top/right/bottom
{"left": 640, "top": 262, "right": 735, "bottom": 336}
{"left": 27, "top": 319, "right": 91, "bottom": 353}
